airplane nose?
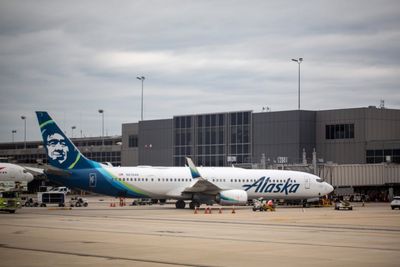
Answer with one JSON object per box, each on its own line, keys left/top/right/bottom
{"left": 27, "top": 173, "right": 34, "bottom": 182}
{"left": 326, "top": 183, "right": 334, "bottom": 194}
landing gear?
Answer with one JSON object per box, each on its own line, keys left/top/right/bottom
{"left": 302, "top": 200, "right": 310, "bottom": 208}
{"left": 189, "top": 201, "right": 200, "bottom": 210}
{"left": 175, "top": 200, "right": 186, "bottom": 209}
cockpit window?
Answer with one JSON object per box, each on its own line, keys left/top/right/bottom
{"left": 316, "top": 177, "right": 324, "bottom": 183}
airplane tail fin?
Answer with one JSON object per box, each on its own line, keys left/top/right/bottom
{"left": 36, "top": 111, "right": 95, "bottom": 170}
{"left": 186, "top": 157, "right": 202, "bottom": 179}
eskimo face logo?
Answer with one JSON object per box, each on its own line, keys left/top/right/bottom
{"left": 46, "top": 133, "right": 69, "bottom": 164}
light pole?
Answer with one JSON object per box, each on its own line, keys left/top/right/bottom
{"left": 98, "top": 109, "right": 104, "bottom": 146}
{"left": 291, "top": 57, "right": 303, "bottom": 110}
{"left": 71, "top": 126, "right": 76, "bottom": 138}
{"left": 136, "top": 76, "right": 145, "bottom": 121}
{"left": 21, "top": 116, "right": 26, "bottom": 149}
{"left": 12, "top": 130, "right": 17, "bottom": 143}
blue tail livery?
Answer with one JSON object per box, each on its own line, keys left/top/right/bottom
{"left": 36, "top": 111, "right": 149, "bottom": 198}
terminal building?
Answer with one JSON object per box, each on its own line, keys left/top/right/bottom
{"left": 121, "top": 106, "right": 400, "bottom": 167}
{"left": 1, "top": 106, "right": 399, "bottom": 198}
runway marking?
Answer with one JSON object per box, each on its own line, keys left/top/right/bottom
{"left": 0, "top": 244, "right": 219, "bottom": 267}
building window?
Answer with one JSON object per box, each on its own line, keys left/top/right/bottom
{"left": 128, "top": 135, "right": 138, "bottom": 147}
{"left": 325, "top": 124, "right": 354, "bottom": 140}
{"left": 366, "top": 149, "right": 400, "bottom": 164}
{"left": 228, "top": 111, "right": 251, "bottom": 164}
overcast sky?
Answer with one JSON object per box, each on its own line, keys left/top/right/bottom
{"left": 0, "top": 0, "right": 399, "bottom": 143}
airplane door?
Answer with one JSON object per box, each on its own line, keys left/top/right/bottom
{"left": 89, "top": 173, "right": 97, "bottom": 188}
{"left": 305, "top": 177, "right": 310, "bottom": 189}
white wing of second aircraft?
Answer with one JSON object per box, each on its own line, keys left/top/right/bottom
{"left": 23, "top": 166, "right": 45, "bottom": 176}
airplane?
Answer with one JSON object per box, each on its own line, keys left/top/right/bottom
{"left": 35, "top": 111, "right": 334, "bottom": 209}
{"left": 0, "top": 162, "right": 37, "bottom": 191}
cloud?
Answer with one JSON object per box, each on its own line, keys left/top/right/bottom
{"left": 0, "top": 0, "right": 400, "bottom": 142}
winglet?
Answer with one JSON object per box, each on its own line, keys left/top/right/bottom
{"left": 186, "top": 157, "right": 201, "bottom": 179}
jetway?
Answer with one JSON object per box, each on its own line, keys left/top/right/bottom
{"left": 319, "top": 163, "right": 400, "bottom": 187}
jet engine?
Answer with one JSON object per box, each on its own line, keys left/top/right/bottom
{"left": 215, "top": 189, "right": 248, "bottom": 205}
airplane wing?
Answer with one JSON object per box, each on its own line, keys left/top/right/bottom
{"left": 23, "top": 166, "right": 45, "bottom": 176}
{"left": 181, "top": 158, "right": 221, "bottom": 195}
{"left": 25, "top": 165, "right": 71, "bottom": 177}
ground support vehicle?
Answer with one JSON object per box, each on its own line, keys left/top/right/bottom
{"left": 69, "top": 197, "right": 88, "bottom": 207}
{"left": 0, "top": 191, "right": 22, "bottom": 213}
{"left": 23, "top": 197, "right": 38, "bottom": 207}
{"left": 334, "top": 200, "right": 353, "bottom": 210}
{"left": 391, "top": 196, "right": 400, "bottom": 210}
{"left": 131, "top": 198, "right": 153, "bottom": 206}
{"left": 36, "top": 191, "right": 66, "bottom": 207}
{"left": 252, "top": 199, "right": 276, "bottom": 212}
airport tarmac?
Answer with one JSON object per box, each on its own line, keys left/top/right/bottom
{"left": 0, "top": 200, "right": 399, "bottom": 267}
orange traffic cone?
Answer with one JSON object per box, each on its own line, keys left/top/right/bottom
{"left": 194, "top": 207, "right": 198, "bottom": 214}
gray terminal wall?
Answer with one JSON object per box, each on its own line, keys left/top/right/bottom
{"left": 121, "top": 123, "right": 139, "bottom": 166}
{"left": 252, "top": 110, "right": 316, "bottom": 164}
{"left": 316, "top": 108, "right": 400, "bottom": 164}
{"left": 138, "top": 119, "right": 173, "bottom": 166}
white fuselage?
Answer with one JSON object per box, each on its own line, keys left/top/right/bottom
{"left": 0, "top": 163, "right": 34, "bottom": 183}
{"left": 105, "top": 165, "right": 333, "bottom": 200}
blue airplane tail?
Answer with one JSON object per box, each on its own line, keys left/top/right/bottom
{"left": 36, "top": 111, "right": 95, "bottom": 170}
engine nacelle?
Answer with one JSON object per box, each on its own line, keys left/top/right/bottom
{"left": 215, "top": 189, "right": 248, "bottom": 206}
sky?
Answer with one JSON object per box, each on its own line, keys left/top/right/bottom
{"left": 0, "top": 0, "right": 399, "bottom": 143}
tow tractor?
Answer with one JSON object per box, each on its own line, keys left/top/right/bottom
{"left": 252, "top": 199, "right": 276, "bottom": 212}
{"left": 334, "top": 200, "right": 353, "bottom": 210}
{"left": 69, "top": 197, "right": 88, "bottom": 207}
{"left": 0, "top": 190, "right": 22, "bottom": 213}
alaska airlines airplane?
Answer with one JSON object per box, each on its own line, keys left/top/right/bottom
{"left": 36, "top": 111, "right": 333, "bottom": 209}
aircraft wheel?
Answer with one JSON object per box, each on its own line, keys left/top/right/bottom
{"left": 175, "top": 200, "right": 186, "bottom": 209}
{"left": 189, "top": 201, "right": 200, "bottom": 209}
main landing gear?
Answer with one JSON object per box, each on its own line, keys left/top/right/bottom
{"left": 175, "top": 200, "right": 201, "bottom": 209}
{"left": 189, "top": 201, "right": 200, "bottom": 210}
{"left": 175, "top": 200, "right": 186, "bottom": 209}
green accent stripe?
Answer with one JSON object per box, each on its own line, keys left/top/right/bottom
{"left": 68, "top": 154, "right": 81, "bottom": 169}
{"left": 100, "top": 168, "right": 148, "bottom": 197}
{"left": 39, "top": 120, "right": 54, "bottom": 129}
